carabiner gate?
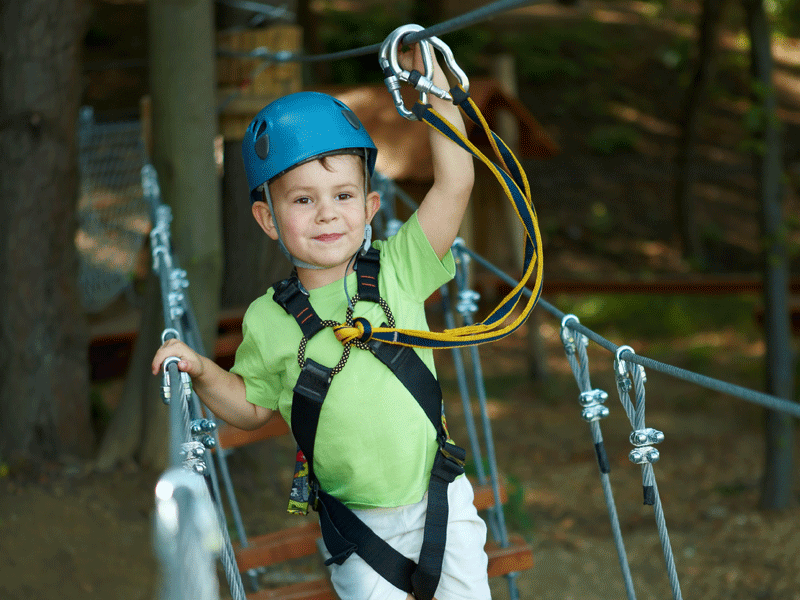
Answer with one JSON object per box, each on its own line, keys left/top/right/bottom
{"left": 379, "top": 24, "right": 470, "bottom": 121}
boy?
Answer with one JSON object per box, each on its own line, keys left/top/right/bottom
{"left": 152, "top": 45, "right": 487, "bottom": 600}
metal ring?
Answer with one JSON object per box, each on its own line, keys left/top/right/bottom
{"left": 561, "top": 313, "right": 579, "bottom": 330}
{"left": 615, "top": 344, "right": 635, "bottom": 363}
{"left": 161, "top": 328, "right": 181, "bottom": 344}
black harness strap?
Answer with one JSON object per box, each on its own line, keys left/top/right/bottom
{"left": 355, "top": 246, "right": 381, "bottom": 303}
{"left": 273, "top": 277, "right": 325, "bottom": 339}
{"left": 275, "top": 249, "right": 465, "bottom": 600}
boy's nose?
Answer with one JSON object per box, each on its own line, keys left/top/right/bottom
{"left": 315, "top": 198, "right": 338, "bottom": 221}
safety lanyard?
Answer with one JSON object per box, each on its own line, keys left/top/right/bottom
{"left": 334, "top": 25, "right": 543, "bottom": 351}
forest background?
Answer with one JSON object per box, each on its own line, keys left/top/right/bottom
{"left": 1, "top": 0, "right": 799, "bottom": 598}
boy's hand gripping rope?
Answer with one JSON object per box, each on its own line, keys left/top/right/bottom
{"left": 335, "top": 25, "right": 544, "bottom": 351}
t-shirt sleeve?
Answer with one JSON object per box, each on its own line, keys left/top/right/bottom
{"left": 376, "top": 211, "right": 455, "bottom": 302}
{"left": 230, "top": 297, "right": 282, "bottom": 410}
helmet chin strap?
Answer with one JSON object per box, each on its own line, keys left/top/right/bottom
{"left": 260, "top": 183, "right": 323, "bottom": 270}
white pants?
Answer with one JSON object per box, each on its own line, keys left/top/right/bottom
{"left": 324, "top": 475, "right": 491, "bottom": 600}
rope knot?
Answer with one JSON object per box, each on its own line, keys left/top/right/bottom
{"left": 333, "top": 317, "right": 373, "bottom": 345}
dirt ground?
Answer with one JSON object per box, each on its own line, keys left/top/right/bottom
{"left": 3, "top": 328, "right": 800, "bottom": 600}
{"left": 3, "top": 1, "right": 800, "bottom": 599}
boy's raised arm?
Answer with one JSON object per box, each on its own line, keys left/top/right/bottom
{"left": 401, "top": 45, "right": 475, "bottom": 259}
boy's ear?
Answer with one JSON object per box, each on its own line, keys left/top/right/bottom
{"left": 365, "top": 191, "right": 381, "bottom": 223}
{"left": 252, "top": 200, "right": 280, "bottom": 241}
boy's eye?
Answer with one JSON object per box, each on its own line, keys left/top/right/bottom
{"left": 336, "top": 193, "right": 353, "bottom": 201}
{"left": 294, "top": 197, "right": 311, "bottom": 204}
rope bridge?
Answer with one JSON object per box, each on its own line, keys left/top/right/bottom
{"left": 148, "top": 165, "right": 798, "bottom": 600}
{"left": 140, "top": 1, "right": 799, "bottom": 598}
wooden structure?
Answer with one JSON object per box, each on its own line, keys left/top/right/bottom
{"left": 216, "top": 24, "right": 304, "bottom": 140}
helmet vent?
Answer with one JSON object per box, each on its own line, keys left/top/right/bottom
{"left": 255, "top": 133, "right": 269, "bottom": 159}
{"left": 341, "top": 109, "right": 362, "bottom": 130}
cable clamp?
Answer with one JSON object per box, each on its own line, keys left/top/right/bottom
{"left": 456, "top": 289, "right": 480, "bottom": 317}
{"left": 630, "top": 427, "right": 664, "bottom": 447}
{"left": 191, "top": 418, "right": 217, "bottom": 449}
{"left": 579, "top": 388, "right": 608, "bottom": 406}
{"left": 581, "top": 404, "right": 610, "bottom": 423}
{"left": 629, "top": 446, "right": 660, "bottom": 465}
{"left": 378, "top": 24, "right": 470, "bottom": 120}
{"left": 169, "top": 268, "right": 189, "bottom": 292}
{"left": 180, "top": 441, "right": 208, "bottom": 475}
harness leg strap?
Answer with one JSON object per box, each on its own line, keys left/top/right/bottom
{"left": 317, "top": 490, "right": 417, "bottom": 593}
{"left": 412, "top": 445, "right": 466, "bottom": 600}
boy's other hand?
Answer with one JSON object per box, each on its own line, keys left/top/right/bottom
{"left": 152, "top": 338, "right": 205, "bottom": 379}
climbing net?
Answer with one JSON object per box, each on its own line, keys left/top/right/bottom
{"left": 76, "top": 107, "right": 150, "bottom": 313}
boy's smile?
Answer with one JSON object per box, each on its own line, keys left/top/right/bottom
{"left": 253, "top": 155, "right": 380, "bottom": 289}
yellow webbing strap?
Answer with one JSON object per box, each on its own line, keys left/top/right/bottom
{"left": 335, "top": 90, "right": 543, "bottom": 350}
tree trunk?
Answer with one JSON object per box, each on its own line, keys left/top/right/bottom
{"left": 95, "top": 271, "right": 167, "bottom": 470}
{"left": 148, "top": 0, "right": 223, "bottom": 358}
{"left": 296, "top": 0, "right": 331, "bottom": 85}
{"left": 97, "top": 0, "right": 222, "bottom": 470}
{"left": 742, "top": 0, "right": 797, "bottom": 510}
{"left": 0, "top": 0, "right": 93, "bottom": 461}
{"left": 674, "top": 0, "right": 723, "bottom": 265}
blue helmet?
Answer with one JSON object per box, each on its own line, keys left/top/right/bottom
{"left": 242, "top": 91, "right": 378, "bottom": 204}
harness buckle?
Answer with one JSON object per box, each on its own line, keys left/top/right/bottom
{"left": 434, "top": 442, "right": 466, "bottom": 483}
{"left": 274, "top": 277, "right": 307, "bottom": 306}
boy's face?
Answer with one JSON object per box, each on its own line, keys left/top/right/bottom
{"left": 253, "top": 155, "right": 380, "bottom": 280}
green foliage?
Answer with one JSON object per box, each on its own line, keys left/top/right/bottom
{"left": 586, "top": 124, "right": 640, "bottom": 155}
{"left": 465, "top": 458, "right": 533, "bottom": 532}
{"left": 315, "top": 5, "right": 493, "bottom": 85}
{"left": 501, "top": 20, "right": 623, "bottom": 84}
{"left": 772, "top": 0, "right": 800, "bottom": 38}
{"left": 555, "top": 294, "right": 761, "bottom": 340}
{"left": 317, "top": 5, "right": 406, "bottom": 84}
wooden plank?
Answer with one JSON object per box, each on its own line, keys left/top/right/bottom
{"left": 235, "top": 482, "right": 523, "bottom": 573}
{"left": 486, "top": 533, "right": 534, "bottom": 578}
{"left": 241, "top": 534, "right": 533, "bottom": 600}
{"left": 235, "top": 521, "right": 322, "bottom": 572}
{"left": 247, "top": 578, "right": 336, "bottom": 600}
{"left": 471, "top": 480, "right": 508, "bottom": 511}
{"left": 216, "top": 416, "right": 290, "bottom": 449}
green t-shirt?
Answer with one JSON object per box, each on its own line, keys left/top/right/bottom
{"left": 231, "top": 212, "right": 456, "bottom": 509}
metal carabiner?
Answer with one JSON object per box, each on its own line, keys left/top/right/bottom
{"left": 379, "top": 25, "right": 434, "bottom": 120}
{"left": 379, "top": 24, "right": 470, "bottom": 120}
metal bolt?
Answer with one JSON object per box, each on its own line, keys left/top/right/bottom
{"left": 629, "top": 446, "right": 660, "bottom": 465}
{"left": 456, "top": 289, "right": 480, "bottom": 316}
{"left": 630, "top": 428, "right": 665, "bottom": 447}
{"left": 579, "top": 389, "right": 608, "bottom": 407}
{"left": 581, "top": 404, "right": 610, "bottom": 422}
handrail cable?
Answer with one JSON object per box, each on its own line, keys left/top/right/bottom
{"left": 612, "top": 347, "right": 682, "bottom": 599}
{"left": 384, "top": 178, "right": 799, "bottom": 418}
{"left": 457, "top": 241, "right": 800, "bottom": 418}
{"left": 559, "top": 317, "right": 637, "bottom": 600}
{"left": 146, "top": 165, "right": 248, "bottom": 600}
{"left": 217, "top": 0, "right": 545, "bottom": 65}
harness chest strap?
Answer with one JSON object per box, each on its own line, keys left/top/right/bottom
{"left": 272, "top": 248, "right": 466, "bottom": 600}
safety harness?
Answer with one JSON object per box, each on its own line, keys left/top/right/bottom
{"left": 273, "top": 246, "right": 466, "bottom": 600}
